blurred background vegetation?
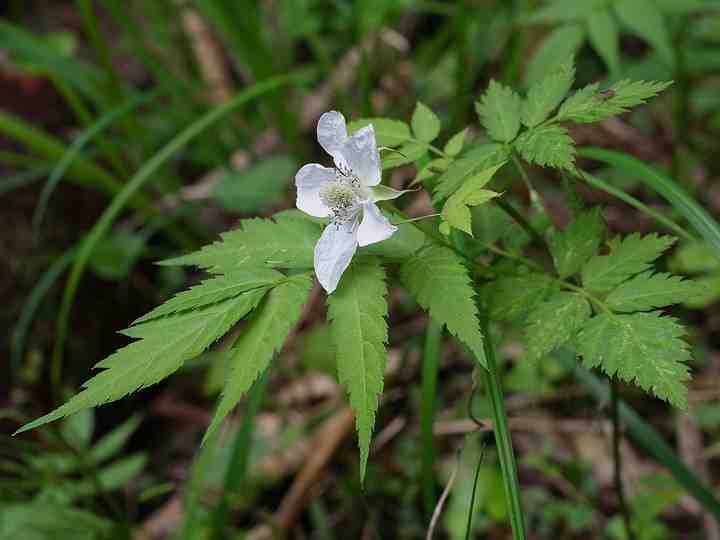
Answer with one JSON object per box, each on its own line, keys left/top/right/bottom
{"left": 2, "top": 1, "right": 720, "bottom": 539}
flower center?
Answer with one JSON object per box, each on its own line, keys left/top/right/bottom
{"left": 319, "top": 169, "right": 369, "bottom": 225}
{"left": 319, "top": 182, "right": 356, "bottom": 210}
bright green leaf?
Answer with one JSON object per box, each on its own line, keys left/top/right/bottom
{"left": 400, "top": 246, "right": 486, "bottom": 366}
{"left": 525, "top": 24, "right": 585, "bottom": 87}
{"left": 582, "top": 233, "right": 676, "bottom": 292}
{"left": 557, "top": 80, "right": 672, "bottom": 123}
{"left": 411, "top": 101, "right": 441, "bottom": 142}
{"left": 160, "top": 211, "right": 322, "bottom": 272}
{"left": 327, "top": 258, "right": 387, "bottom": 481}
{"left": 135, "top": 267, "right": 285, "bottom": 323}
{"left": 17, "top": 289, "right": 267, "bottom": 434}
{"left": 444, "top": 128, "right": 467, "bottom": 156}
{"left": 605, "top": 272, "right": 702, "bottom": 312}
{"left": 522, "top": 59, "right": 575, "bottom": 128}
{"left": 524, "top": 292, "right": 591, "bottom": 360}
{"left": 476, "top": 81, "right": 523, "bottom": 143}
{"left": 515, "top": 124, "right": 576, "bottom": 170}
{"left": 441, "top": 163, "right": 505, "bottom": 235}
{"left": 578, "top": 312, "right": 690, "bottom": 408}
{"left": 483, "top": 273, "right": 557, "bottom": 321}
{"left": 548, "top": 208, "right": 605, "bottom": 278}
{"left": 433, "top": 143, "right": 509, "bottom": 202}
{"left": 203, "top": 274, "right": 311, "bottom": 442}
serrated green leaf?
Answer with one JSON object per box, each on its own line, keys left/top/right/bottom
{"left": 443, "top": 190, "right": 500, "bottom": 235}
{"left": 441, "top": 163, "right": 505, "bottom": 235}
{"left": 327, "top": 258, "right": 387, "bottom": 481}
{"left": 411, "top": 101, "right": 441, "bottom": 142}
{"left": 135, "top": 267, "right": 285, "bottom": 323}
{"left": 444, "top": 128, "right": 467, "bottom": 156}
{"left": 515, "top": 124, "right": 576, "bottom": 170}
{"left": 476, "top": 81, "right": 523, "bottom": 143}
{"left": 160, "top": 211, "right": 321, "bottom": 272}
{"left": 524, "top": 292, "right": 591, "bottom": 360}
{"left": 433, "top": 143, "right": 510, "bottom": 202}
{"left": 605, "top": 272, "right": 702, "bottom": 312}
{"left": 348, "top": 118, "right": 411, "bottom": 147}
{"left": 17, "top": 289, "right": 267, "bottom": 434}
{"left": 557, "top": 80, "right": 672, "bottom": 123}
{"left": 587, "top": 8, "right": 621, "bottom": 77}
{"left": 400, "top": 246, "right": 486, "bottom": 366}
{"left": 526, "top": 0, "right": 607, "bottom": 23}
{"left": 614, "top": 0, "right": 675, "bottom": 67}
{"left": 525, "top": 24, "right": 585, "bottom": 87}
{"left": 203, "top": 274, "right": 311, "bottom": 443}
{"left": 548, "top": 209, "right": 605, "bottom": 278}
{"left": 578, "top": 312, "right": 690, "bottom": 408}
{"left": 582, "top": 233, "right": 676, "bottom": 292}
{"left": 522, "top": 60, "right": 575, "bottom": 128}
{"left": 483, "top": 273, "right": 557, "bottom": 321}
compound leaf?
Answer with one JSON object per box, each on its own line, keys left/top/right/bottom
{"left": 400, "top": 245, "right": 486, "bottom": 366}
{"left": 327, "top": 258, "right": 388, "bottom": 481}
{"left": 578, "top": 312, "right": 690, "bottom": 408}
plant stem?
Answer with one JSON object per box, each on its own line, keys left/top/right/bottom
{"left": 511, "top": 154, "right": 545, "bottom": 216}
{"left": 393, "top": 213, "right": 441, "bottom": 225}
{"left": 421, "top": 319, "right": 443, "bottom": 518}
{"left": 611, "top": 377, "right": 636, "bottom": 540}
{"left": 464, "top": 443, "right": 485, "bottom": 540}
{"left": 479, "top": 323, "right": 527, "bottom": 540}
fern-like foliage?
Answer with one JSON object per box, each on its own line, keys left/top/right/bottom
{"left": 160, "top": 210, "right": 321, "bottom": 272}
{"left": 204, "top": 273, "right": 312, "bottom": 442}
{"left": 327, "top": 258, "right": 388, "bottom": 481}
{"left": 514, "top": 124, "right": 576, "bottom": 170}
{"left": 548, "top": 208, "right": 605, "bottom": 278}
{"left": 17, "top": 288, "right": 267, "bottom": 434}
{"left": 582, "top": 233, "right": 676, "bottom": 292}
{"left": 524, "top": 292, "right": 591, "bottom": 361}
{"left": 400, "top": 246, "right": 486, "bottom": 366}
{"left": 578, "top": 312, "right": 691, "bottom": 408}
{"left": 475, "top": 80, "right": 523, "bottom": 143}
{"left": 135, "top": 267, "right": 285, "bottom": 323}
{"left": 605, "top": 272, "right": 702, "bottom": 312}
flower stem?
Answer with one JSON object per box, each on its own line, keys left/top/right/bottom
{"left": 421, "top": 319, "right": 443, "bottom": 518}
{"left": 479, "top": 321, "right": 527, "bottom": 540}
{"left": 392, "top": 213, "right": 441, "bottom": 225}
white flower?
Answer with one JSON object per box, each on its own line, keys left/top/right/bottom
{"left": 295, "top": 111, "right": 398, "bottom": 293}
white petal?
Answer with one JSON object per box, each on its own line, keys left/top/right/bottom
{"left": 357, "top": 202, "right": 397, "bottom": 247}
{"left": 314, "top": 218, "right": 359, "bottom": 294}
{"left": 342, "top": 125, "right": 381, "bottom": 186}
{"left": 317, "top": 111, "right": 348, "bottom": 160}
{"left": 295, "top": 163, "right": 334, "bottom": 217}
